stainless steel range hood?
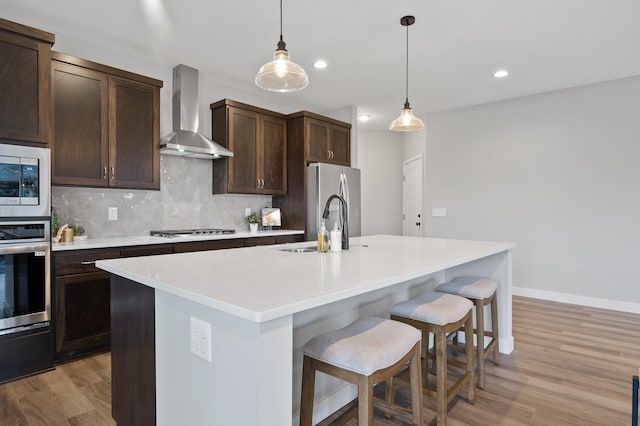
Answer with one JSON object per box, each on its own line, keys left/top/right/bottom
{"left": 160, "top": 65, "right": 233, "bottom": 159}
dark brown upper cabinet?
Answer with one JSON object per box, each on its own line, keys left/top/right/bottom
{"left": 211, "top": 99, "right": 287, "bottom": 195}
{"left": 51, "top": 52, "right": 162, "bottom": 190}
{"left": 0, "top": 18, "right": 54, "bottom": 145}
{"left": 272, "top": 112, "right": 351, "bottom": 231}
{"left": 288, "top": 111, "right": 351, "bottom": 167}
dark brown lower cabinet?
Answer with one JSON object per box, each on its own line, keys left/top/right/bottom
{"left": 0, "top": 328, "right": 53, "bottom": 384}
{"left": 53, "top": 234, "right": 302, "bottom": 363}
{"left": 54, "top": 272, "right": 111, "bottom": 361}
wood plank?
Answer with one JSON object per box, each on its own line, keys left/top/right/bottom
{"left": 1, "top": 297, "right": 639, "bottom": 425}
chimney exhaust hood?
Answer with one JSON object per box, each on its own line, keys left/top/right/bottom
{"left": 160, "top": 65, "right": 233, "bottom": 159}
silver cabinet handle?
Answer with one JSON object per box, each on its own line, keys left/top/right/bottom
{"left": 256, "top": 178, "right": 260, "bottom": 189}
{"left": 111, "top": 167, "right": 115, "bottom": 180}
{"left": 80, "top": 261, "right": 96, "bottom": 265}
{"left": 260, "top": 179, "right": 265, "bottom": 189}
{"left": 103, "top": 166, "right": 107, "bottom": 180}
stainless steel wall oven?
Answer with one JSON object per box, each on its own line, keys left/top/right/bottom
{"left": 0, "top": 220, "right": 50, "bottom": 334}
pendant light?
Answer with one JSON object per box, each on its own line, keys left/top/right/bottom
{"left": 389, "top": 16, "right": 425, "bottom": 131}
{"left": 255, "top": 0, "right": 309, "bottom": 92}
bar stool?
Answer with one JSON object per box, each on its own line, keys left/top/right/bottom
{"left": 300, "top": 317, "right": 423, "bottom": 426}
{"left": 389, "top": 292, "right": 475, "bottom": 426}
{"left": 436, "top": 276, "right": 499, "bottom": 389}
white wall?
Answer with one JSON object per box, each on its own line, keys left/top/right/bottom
{"left": 358, "top": 130, "right": 403, "bottom": 235}
{"left": 423, "top": 75, "right": 640, "bottom": 306}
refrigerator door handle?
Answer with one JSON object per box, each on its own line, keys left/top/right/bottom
{"left": 338, "top": 172, "right": 350, "bottom": 226}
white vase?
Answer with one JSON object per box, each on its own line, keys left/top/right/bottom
{"left": 249, "top": 223, "right": 258, "bottom": 233}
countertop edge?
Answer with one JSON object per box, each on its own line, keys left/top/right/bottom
{"left": 53, "top": 229, "right": 305, "bottom": 251}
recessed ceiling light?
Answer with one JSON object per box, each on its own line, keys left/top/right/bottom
{"left": 358, "top": 114, "right": 371, "bottom": 122}
{"left": 314, "top": 60, "right": 328, "bottom": 69}
{"left": 494, "top": 69, "right": 509, "bottom": 79}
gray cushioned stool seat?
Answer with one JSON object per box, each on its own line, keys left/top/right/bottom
{"left": 389, "top": 292, "right": 473, "bottom": 326}
{"left": 302, "top": 317, "right": 421, "bottom": 376}
{"left": 436, "top": 276, "right": 497, "bottom": 300}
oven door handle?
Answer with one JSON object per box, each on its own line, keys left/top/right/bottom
{"left": 0, "top": 243, "right": 49, "bottom": 255}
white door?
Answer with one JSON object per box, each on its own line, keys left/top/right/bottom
{"left": 402, "top": 155, "right": 423, "bottom": 236}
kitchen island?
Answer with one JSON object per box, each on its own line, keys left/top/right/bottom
{"left": 97, "top": 235, "right": 515, "bottom": 426}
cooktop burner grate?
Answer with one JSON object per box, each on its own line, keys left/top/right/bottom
{"left": 150, "top": 228, "right": 236, "bottom": 238}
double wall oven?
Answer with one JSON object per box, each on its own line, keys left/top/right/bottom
{"left": 0, "top": 143, "right": 51, "bottom": 336}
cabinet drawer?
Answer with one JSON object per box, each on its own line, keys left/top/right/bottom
{"left": 173, "top": 239, "right": 245, "bottom": 253}
{"left": 275, "top": 234, "right": 304, "bottom": 244}
{"left": 246, "top": 237, "right": 277, "bottom": 247}
{"left": 121, "top": 244, "right": 174, "bottom": 258}
{"left": 54, "top": 249, "right": 121, "bottom": 276}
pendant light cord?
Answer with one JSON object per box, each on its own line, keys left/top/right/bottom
{"left": 276, "top": 0, "right": 286, "bottom": 50}
{"left": 404, "top": 22, "right": 410, "bottom": 108}
{"left": 280, "top": 0, "right": 283, "bottom": 42}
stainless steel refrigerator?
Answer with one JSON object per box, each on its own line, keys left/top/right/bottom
{"left": 306, "top": 163, "right": 361, "bottom": 241}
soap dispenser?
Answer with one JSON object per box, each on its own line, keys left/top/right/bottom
{"left": 317, "top": 220, "right": 329, "bottom": 253}
{"left": 330, "top": 221, "right": 342, "bottom": 252}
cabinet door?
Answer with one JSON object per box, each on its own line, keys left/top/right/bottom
{"left": 109, "top": 76, "right": 160, "bottom": 190}
{"left": 259, "top": 115, "right": 287, "bottom": 194}
{"left": 329, "top": 124, "right": 350, "bottom": 166}
{"left": 305, "top": 118, "right": 330, "bottom": 163}
{"left": 227, "top": 107, "right": 259, "bottom": 193}
{"left": 54, "top": 272, "right": 111, "bottom": 359}
{"left": 52, "top": 61, "right": 109, "bottom": 186}
{"left": 0, "top": 30, "right": 51, "bottom": 144}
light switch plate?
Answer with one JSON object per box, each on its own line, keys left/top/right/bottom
{"left": 108, "top": 207, "right": 118, "bottom": 221}
{"left": 432, "top": 208, "right": 447, "bottom": 217}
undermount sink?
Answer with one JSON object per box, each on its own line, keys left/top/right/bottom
{"left": 278, "top": 246, "right": 318, "bottom": 253}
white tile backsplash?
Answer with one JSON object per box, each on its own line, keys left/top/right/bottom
{"left": 52, "top": 155, "right": 271, "bottom": 238}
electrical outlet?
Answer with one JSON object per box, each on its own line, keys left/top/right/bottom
{"left": 108, "top": 207, "right": 118, "bottom": 221}
{"left": 190, "top": 316, "right": 211, "bottom": 362}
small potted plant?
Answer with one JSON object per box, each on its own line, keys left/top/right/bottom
{"left": 73, "top": 223, "right": 87, "bottom": 241}
{"left": 245, "top": 213, "right": 261, "bottom": 233}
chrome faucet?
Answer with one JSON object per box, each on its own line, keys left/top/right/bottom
{"left": 322, "top": 194, "right": 349, "bottom": 250}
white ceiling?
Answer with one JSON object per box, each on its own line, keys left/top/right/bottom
{"left": 4, "top": 0, "right": 640, "bottom": 130}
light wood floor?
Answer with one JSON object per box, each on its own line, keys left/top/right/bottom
{"left": 1, "top": 296, "right": 639, "bottom": 425}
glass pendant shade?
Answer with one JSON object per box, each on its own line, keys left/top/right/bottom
{"left": 390, "top": 15, "right": 424, "bottom": 132}
{"left": 255, "top": 48, "right": 309, "bottom": 92}
{"left": 389, "top": 106, "right": 425, "bottom": 131}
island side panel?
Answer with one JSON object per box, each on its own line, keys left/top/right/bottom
{"left": 111, "top": 275, "right": 156, "bottom": 426}
{"left": 443, "top": 249, "right": 514, "bottom": 353}
{"left": 154, "top": 289, "right": 293, "bottom": 426}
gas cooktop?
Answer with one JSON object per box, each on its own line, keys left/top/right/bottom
{"left": 150, "top": 228, "right": 236, "bottom": 238}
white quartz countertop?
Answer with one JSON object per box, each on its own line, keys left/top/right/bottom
{"left": 52, "top": 229, "right": 304, "bottom": 251}
{"left": 97, "top": 235, "right": 515, "bottom": 323}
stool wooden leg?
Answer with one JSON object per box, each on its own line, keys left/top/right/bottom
{"left": 300, "top": 356, "right": 315, "bottom": 426}
{"left": 475, "top": 300, "right": 486, "bottom": 389}
{"left": 409, "top": 345, "right": 424, "bottom": 426}
{"left": 357, "top": 375, "right": 373, "bottom": 426}
{"left": 385, "top": 376, "right": 394, "bottom": 404}
{"left": 491, "top": 295, "right": 500, "bottom": 365}
{"left": 435, "top": 328, "right": 447, "bottom": 426}
{"left": 464, "top": 314, "right": 476, "bottom": 404}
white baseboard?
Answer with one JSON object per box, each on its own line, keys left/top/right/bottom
{"left": 512, "top": 286, "right": 640, "bottom": 314}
